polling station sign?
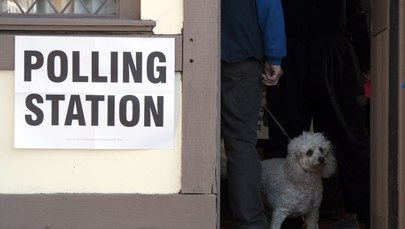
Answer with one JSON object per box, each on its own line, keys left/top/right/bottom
{"left": 15, "top": 36, "right": 175, "bottom": 149}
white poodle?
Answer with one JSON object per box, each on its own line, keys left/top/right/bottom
{"left": 261, "top": 131, "right": 337, "bottom": 229}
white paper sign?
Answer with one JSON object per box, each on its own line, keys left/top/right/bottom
{"left": 15, "top": 36, "right": 175, "bottom": 149}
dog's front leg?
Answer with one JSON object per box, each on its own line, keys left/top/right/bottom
{"left": 269, "top": 209, "right": 289, "bottom": 229}
{"left": 304, "top": 209, "right": 319, "bottom": 229}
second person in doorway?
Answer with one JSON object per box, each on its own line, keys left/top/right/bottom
{"left": 263, "top": 0, "right": 371, "bottom": 228}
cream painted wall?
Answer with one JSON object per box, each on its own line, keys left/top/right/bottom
{"left": 141, "top": 0, "right": 183, "bottom": 34}
{"left": 0, "top": 0, "right": 183, "bottom": 194}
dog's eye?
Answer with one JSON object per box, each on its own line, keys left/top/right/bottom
{"left": 319, "top": 147, "right": 324, "bottom": 153}
{"left": 306, "top": 150, "right": 313, "bottom": 156}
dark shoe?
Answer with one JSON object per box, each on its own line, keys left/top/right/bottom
{"left": 320, "top": 209, "right": 342, "bottom": 221}
{"left": 358, "top": 221, "right": 370, "bottom": 229}
{"left": 330, "top": 213, "right": 360, "bottom": 229}
{"left": 281, "top": 217, "right": 304, "bottom": 229}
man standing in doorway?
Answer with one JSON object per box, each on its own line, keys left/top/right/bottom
{"left": 221, "top": 0, "right": 286, "bottom": 228}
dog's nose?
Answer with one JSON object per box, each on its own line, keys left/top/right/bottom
{"left": 318, "top": 157, "right": 325, "bottom": 163}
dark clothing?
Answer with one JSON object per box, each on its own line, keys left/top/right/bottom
{"left": 221, "top": 0, "right": 286, "bottom": 65}
{"left": 221, "top": 0, "right": 264, "bottom": 63}
{"left": 221, "top": 0, "right": 286, "bottom": 228}
{"left": 281, "top": 0, "right": 370, "bottom": 70}
{"left": 222, "top": 59, "right": 267, "bottom": 228}
{"left": 264, "top": 0, "right": 370, "bottom": 226}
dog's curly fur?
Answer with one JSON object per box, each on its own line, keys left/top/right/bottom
{"left": 261, "top": 132, "right": 337, "bottom": 229}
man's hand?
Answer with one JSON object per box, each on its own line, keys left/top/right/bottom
{"left": 262, "top": 62, "right": 283, "bottom": 86}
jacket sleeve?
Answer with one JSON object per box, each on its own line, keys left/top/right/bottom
{"left": 256, "top": 0, "right": 287, "bottom": 65}
{"left": 347, "top": 0, "right": 371, "bottom": 72}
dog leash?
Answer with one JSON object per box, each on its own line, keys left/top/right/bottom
{"left": 263, "top": 105, "right": 292, "bottom": 142}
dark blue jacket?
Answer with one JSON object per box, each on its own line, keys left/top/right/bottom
{"left": 221, "top": 0, "right": 286, "bottom": 65}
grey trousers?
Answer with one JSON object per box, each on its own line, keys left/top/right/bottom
{"left": 221, "top": 58, "right": 267, "bottom": 229}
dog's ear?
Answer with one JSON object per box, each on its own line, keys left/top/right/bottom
{"left": 285, "top": 149, "right": 307, "bottom": 182}
{"left": 285, "top": 135, "right": 307, "bottom": 180}
{"left": 321, "top": 149, "right": 337, "bottom": 178}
